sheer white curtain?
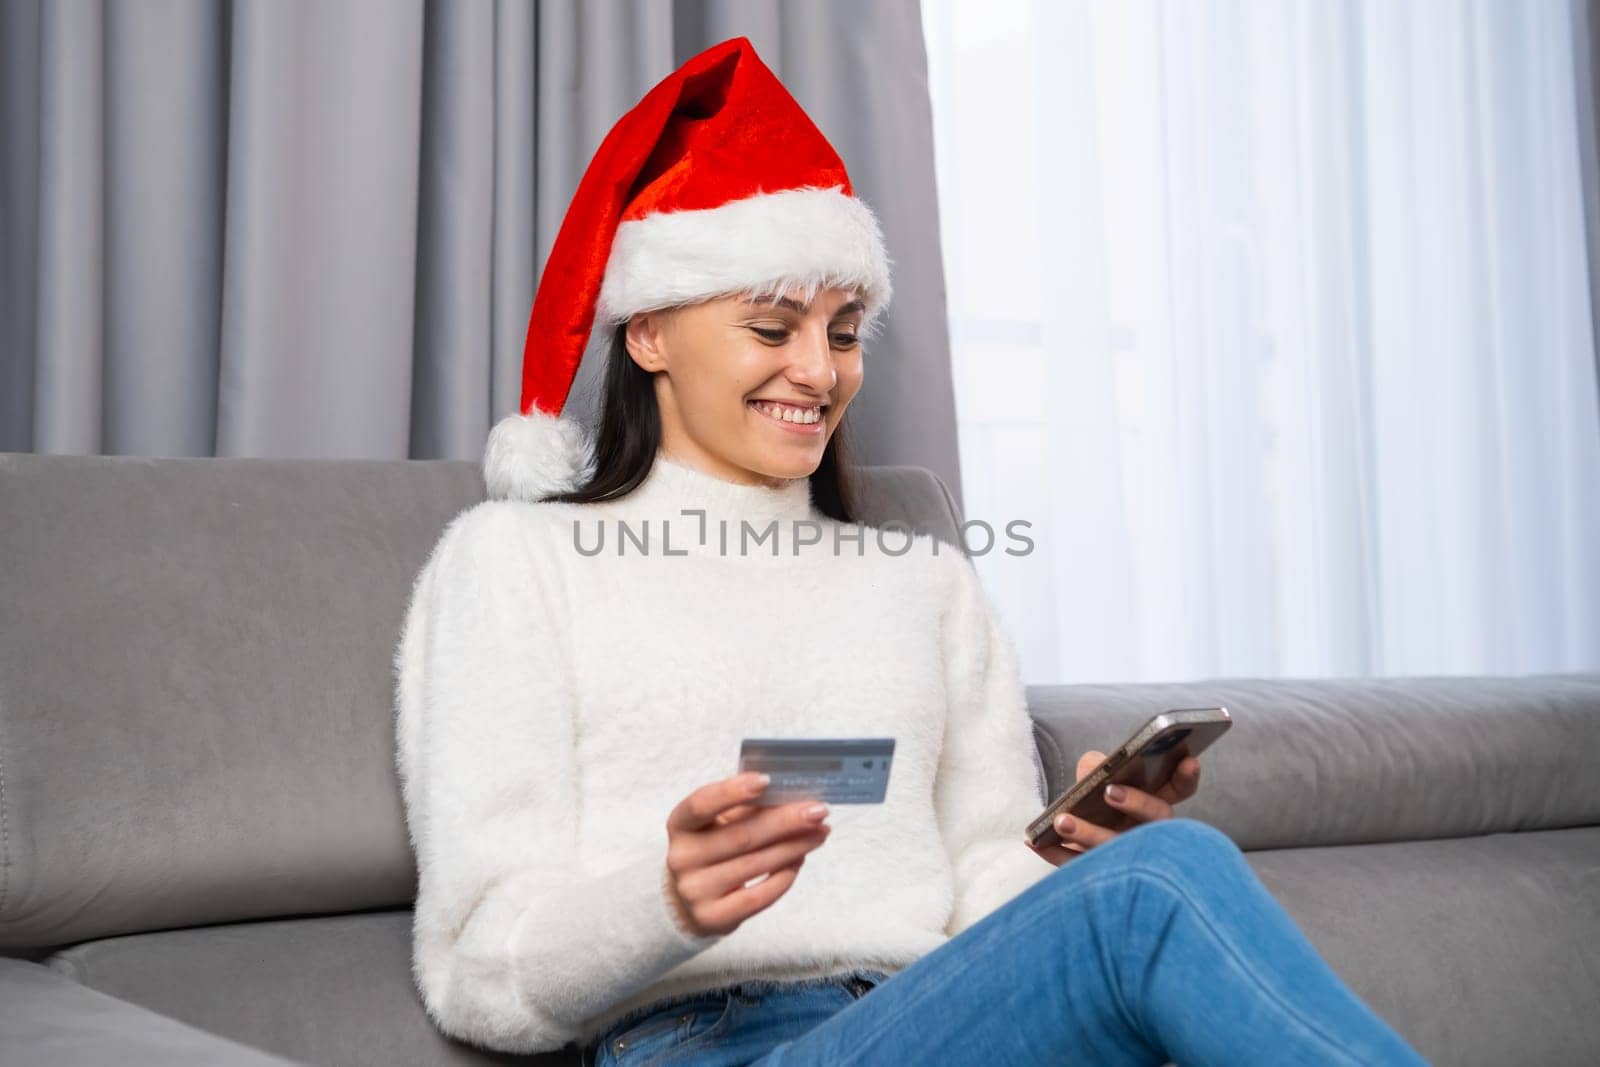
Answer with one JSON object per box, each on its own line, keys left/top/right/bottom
{"left": 922, "top": 0, "right": 1600, "bottom": 685}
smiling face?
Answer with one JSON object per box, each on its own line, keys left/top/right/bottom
{"left": 623, "top": 285, "right": 868, "bottom": 488}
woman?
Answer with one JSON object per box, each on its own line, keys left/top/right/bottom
{"left": 393, "top": 37, "right": 1427, "bottom": 1067}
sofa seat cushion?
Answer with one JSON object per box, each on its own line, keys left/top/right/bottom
{"left": 0, "top": 957, "right": 298, "bottom": 1066}
{"left": 45, "top": 909, "right": 567, "bottom": 1066}
{"left": 1246, "top": 826, "right": 1600, "bottom": 1066}
{"left": 42, "top": 827, "right": 1600, "bottom": 1067}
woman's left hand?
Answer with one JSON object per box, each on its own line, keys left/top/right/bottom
{"left": 1028, "top": 751, "right": 1202, "bottom": 868}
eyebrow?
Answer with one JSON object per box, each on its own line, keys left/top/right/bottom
{"left": 748, "top": 294, "right": 867, "bottom": 318}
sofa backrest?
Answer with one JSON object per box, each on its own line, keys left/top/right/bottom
{"left": 0, "top": 451, "right": 968, "bottom": 954}
{"left": 1025, "top": 673, "right": 1600, "bottom": 850}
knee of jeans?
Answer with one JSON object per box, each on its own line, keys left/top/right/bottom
{"left": 1112, "top": 817, "right": 1241, "bottom": 870}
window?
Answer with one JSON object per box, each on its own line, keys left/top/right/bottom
{"left": 924, "top": 0, "right": 1600, "bottom": 683}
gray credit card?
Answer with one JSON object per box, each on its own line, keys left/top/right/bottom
{"left": 738, "top": 737, "right": 895, "bottom": 804}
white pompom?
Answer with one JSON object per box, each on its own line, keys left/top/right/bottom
{"left": 482, "top": 409, "right": 594, "bottom": 501}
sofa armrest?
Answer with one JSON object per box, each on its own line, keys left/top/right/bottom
{"left": 1026, "top": 672, "right": 1600, "bottom": 850}
{"left": 0, "top": 957, "right": 300, "bottom": 1066}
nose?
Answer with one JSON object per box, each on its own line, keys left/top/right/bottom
{"left": 787, "top": 321, "right": 838, "bottom": 392}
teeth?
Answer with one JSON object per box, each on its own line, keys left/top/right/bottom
{"left": 754, "top": 400, "right": 822, "bottom": 425}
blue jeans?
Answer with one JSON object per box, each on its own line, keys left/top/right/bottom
{"left": 583, "top": 818, "right": 1428, "bottom": 1066}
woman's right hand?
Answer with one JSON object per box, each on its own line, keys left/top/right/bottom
{"left": 663, "top": 771, "right": 832, "bottom": 938}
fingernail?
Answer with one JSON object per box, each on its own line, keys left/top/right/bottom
{"left": 804, "top": 803, "right": 829, "bottom": 820}
{"left": 751, "top": 773, "right": 771, "bottom": 788}
{"left": 1105, "top": 784, "right": 1126, "bottom": 803}
{"left": 1054, "top": 814, "right": 1075, "bottom": 834}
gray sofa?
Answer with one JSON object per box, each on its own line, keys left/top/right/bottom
{"left": 1, "top": 449, "right": 1596, "bottom": 1066}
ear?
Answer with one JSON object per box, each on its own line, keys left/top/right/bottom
{"left": 624, "top": 310, "right": 670, "bottom": 374}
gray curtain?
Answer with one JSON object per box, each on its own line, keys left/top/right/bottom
{"left": 0, "top": 0, "right": 966, "bottom": 507}
{"left": 1576, "top": 0, "right": 1600, "bottom": 416}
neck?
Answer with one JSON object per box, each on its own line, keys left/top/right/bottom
{"left": 588, "top": 449, "right": 824, "bottom": 558}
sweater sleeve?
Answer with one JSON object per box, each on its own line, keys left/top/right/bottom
{"left": 393, "top": 503, "right": 722, "bottom": 1054}
{"left": 933, "top": 552, "right": 1056, "bottom": 938}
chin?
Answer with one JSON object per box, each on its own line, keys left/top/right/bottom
{"left": 761, "top": 459, "right": 822, "bottom": 481}
{"left": 747, "top": 446, "right": 824, "bottom": 482}
{"left": 733, "top": 426, "right": 827, "bottom": 479}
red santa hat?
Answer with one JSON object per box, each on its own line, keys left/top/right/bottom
{"left": 483, "top": 35, "right": 895, "bottom": 501}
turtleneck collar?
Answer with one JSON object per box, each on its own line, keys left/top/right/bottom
{"left": 581, "top": 450, "right": 826, "bottom": 559}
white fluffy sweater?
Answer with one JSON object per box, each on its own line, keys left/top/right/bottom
{"left": 392, "top": 450, "right": 1054, "bottom": 1054}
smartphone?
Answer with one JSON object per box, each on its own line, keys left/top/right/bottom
{"left": 1025, "top": 707, "right": 1231, "bottom": 850}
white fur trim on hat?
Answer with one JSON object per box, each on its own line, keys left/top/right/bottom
{"left": 483, "top": 409, "right": 595, "bottom": 501}
{"left": 595, "top": 185, "right": 894, "bottom": 330}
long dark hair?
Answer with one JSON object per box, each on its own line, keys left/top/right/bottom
{"left": 538, "top": 323, "right": 859, "bottom": 523}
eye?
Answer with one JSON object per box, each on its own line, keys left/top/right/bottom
{"left": 749, "top": 326, "right": 861, "bottom": 348}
